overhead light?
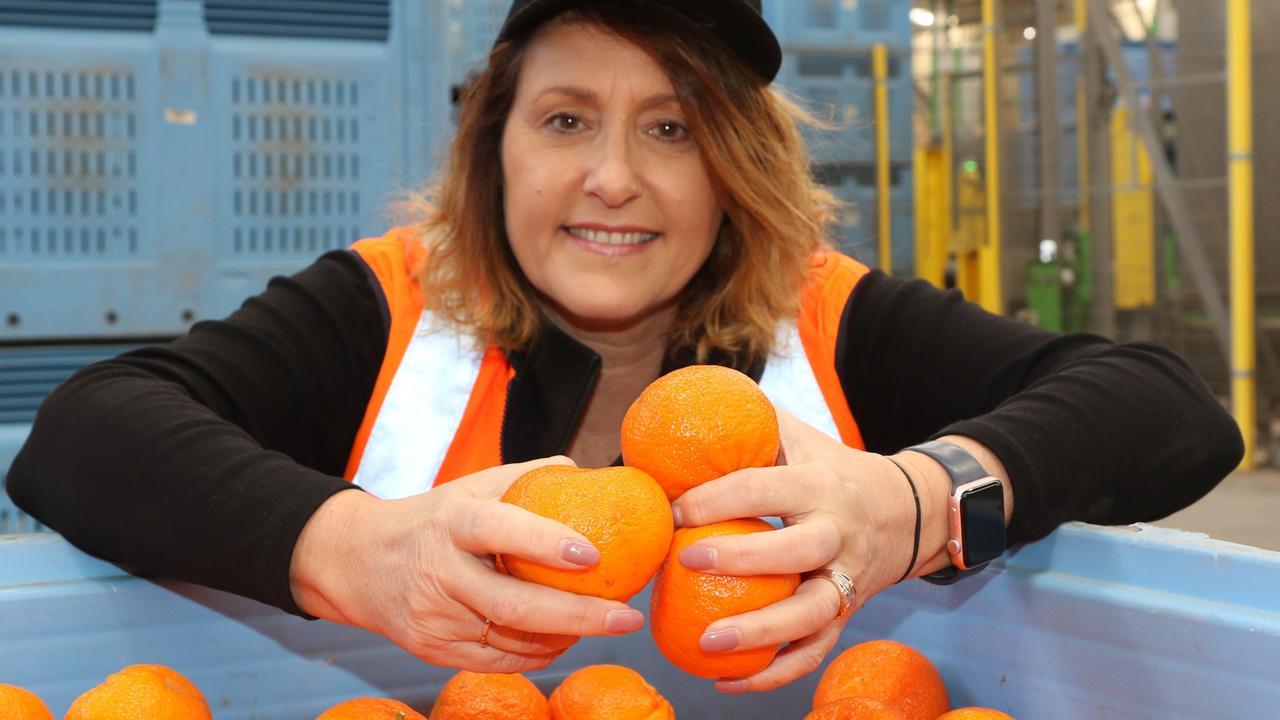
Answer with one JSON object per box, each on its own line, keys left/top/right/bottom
{"left": 1023, "top": 26, "right": 1037, "bottom": 40}
{"left": 909, "top": 8, "right": 936, "bottom": 27}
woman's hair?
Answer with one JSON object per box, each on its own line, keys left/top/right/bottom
{"left": 403, "top": 3, "right": 838, "bottom": 365}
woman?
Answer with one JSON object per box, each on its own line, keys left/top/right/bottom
{"left": 9, "top": 0, "right": 1241, "bottom": 694}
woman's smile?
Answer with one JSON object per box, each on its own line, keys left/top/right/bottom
{"left": 563, "top": 224, "right": 662, "bottom": 257}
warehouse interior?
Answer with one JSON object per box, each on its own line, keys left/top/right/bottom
{"left": 0, "top": 1, "right": 1277, "bottom": 716}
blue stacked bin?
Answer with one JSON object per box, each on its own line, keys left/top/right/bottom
{"left": 763, "top": 0, "right": 915, "bottom": 273}
{"left": 762, "top": 0, "right": 911, "bottom": 53}
{"left": 775, "top": 49, "right": 914, "bottom": 168}
{"left": 1013, "top": 39, "right": 1176, "bottom": 210}
{"left": 821, "top": 163, "right": 914, "bottom": 271}
{"left": 3, "top": 523, "right": 1279, "bottom": 718}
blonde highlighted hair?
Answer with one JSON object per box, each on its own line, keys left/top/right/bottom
{"left": 403, "top": 4, "right": 837, "bottom": 366}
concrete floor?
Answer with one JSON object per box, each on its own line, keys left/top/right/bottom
{"left": 1154, "top": 467, "right": 1280, "bottom": 551}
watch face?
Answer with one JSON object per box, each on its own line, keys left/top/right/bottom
{"left": 959, "top": 480, "right": 1005, "bottom": 567}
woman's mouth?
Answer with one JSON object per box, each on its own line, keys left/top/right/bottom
{"left": 564, "top": 226, "right": 661, "bottom": 254}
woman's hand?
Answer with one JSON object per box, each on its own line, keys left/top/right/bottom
{"left": 669, "top": 409, "right": 943, "bottom": 692}
{"left": 289, "top": 456, "right": 646, "bottom": 673}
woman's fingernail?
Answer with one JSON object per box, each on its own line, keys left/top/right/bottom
{"left": 560, "top": 539, "right": 600, "bottom": 566}
{"left": 717, "top": 679, "right": 750, "bottom": 693}
{"left": 671, "top": 505, "right": 685, "bottom": 527}
{"left": 679, "top": 544, "right": 716, "bottom": 570}
{"left": 700, "top": 627, "right": 741, "bottom": 652}
{"left": 605, "top": 608, "right": 645, "bottom": 633}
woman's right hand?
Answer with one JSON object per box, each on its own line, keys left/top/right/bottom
{"left": 289, "top": 456, "right": 646, "bottom": 673}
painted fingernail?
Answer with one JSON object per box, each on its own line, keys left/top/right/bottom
{"left": 717, "top": 679, "right": 750, "bottom": 693}
{"left": 679, "top": 544, "right": 716, "bottom": 570}
{"left": 605, "top": 608, "right": 645, "bottom": 633}
{"left": 671, "top": 505, "right": 685, "bottom": 527}
{"left": 700, "top": 627, "right": 741, "bottom": 652}
{"left": 560, "top": 539, "right": 600, "bottom": 566}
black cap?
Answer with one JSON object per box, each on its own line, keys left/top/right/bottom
{"left": 495, "top": 0, "right": 782, "bottom": 83}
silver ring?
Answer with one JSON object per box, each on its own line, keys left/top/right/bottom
{"left": 806, "top": 568, "right": 857, "bottom": 620}
{"left": 478, "top": 618, "right": 493, "bottom": 648}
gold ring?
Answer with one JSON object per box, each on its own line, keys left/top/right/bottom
{"left": 478, "top": 618, "right": 493, "bottom": 648}
{"left": 806, "top": 568, "right": 857, "bottom": 620}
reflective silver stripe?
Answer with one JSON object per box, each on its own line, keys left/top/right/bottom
{"left": 759, "top": 323, "right": 840, "bottom": 441}
{"left": 353, "top": 311, "right": 483, "bottom": 499}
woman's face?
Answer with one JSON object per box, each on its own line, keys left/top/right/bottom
{"left": 500, "top": 20, "right": 723, "bottom": 331}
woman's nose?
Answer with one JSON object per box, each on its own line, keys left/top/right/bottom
{"left": 582, "top": 131, "right": 641, "bottom": 207}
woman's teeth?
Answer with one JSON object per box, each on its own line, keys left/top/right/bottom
{"left": 566, "top": 227, "right": 659, "bottom": 245}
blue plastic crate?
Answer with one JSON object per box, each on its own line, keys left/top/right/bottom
{"left": 2, "top": 523, "right": 1277, "bottom": 718}
{"left": 763, "top": 0, "right": 911, "bottom": 53}
{"left": 1011, "top": 40, "right": 1175, "bottom": 210}
{"left": 0, "top": 422, "right": 43, "bottom": 534}
{"left": 776, "top": 49, "right": 914, "bottom": 166}
{"left": 0, "top": 1, "right": 445, "bottom": 342}
{"left": 821, "top": 164, "right": 913, "bottom": 272}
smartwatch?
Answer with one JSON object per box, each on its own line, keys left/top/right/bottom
{"left": 906, "top": 440, "right": 1006, "bottom": 585}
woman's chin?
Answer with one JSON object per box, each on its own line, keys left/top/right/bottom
{"left": 542, "top": 295, "right": 678, "bottom": 336}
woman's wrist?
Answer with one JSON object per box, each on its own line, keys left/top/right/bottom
{"left": 289, "top": 487, "right": 378, "bottom": 623}
{"left": 889, "top": 449, "right": 958, "bottom": 577}
{"left": 894, "top": 436, "right": 1014, "bottom": 578}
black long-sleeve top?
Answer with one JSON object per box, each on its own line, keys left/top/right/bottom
{"left": 8, "top": 248, "right": 1244, "bottom": 616}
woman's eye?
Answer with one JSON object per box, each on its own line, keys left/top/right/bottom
{"left": 547, "top": 113, "right": 582, "bottom": 132}
{"left": 650, "top": 120, "right": 689, "bottom": 142}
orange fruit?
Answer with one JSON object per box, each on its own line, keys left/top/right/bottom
{"left": 0, "top": 684, "right": 54, "bottom": 720}
{"left": 316, "top": 697, "right": 427, "bottom": 719}
{"left": 650, "top": 518, "right": 801, "bottom": 678}
{"left": 812, "top": 640, "right": 950, "bottom": 720}
{"left": 548, "top": 664, "right": 674, "bottom": 720}
{"left": 500, "top": 464, "right": 673, "bottom": 601}
{"left": 621, "top": 365, "right": 779, "bottom": 500}
{"left": 937, "top": 709, "right": 1015, "bottom": 720}
{"left": 430, "top": 670, "right": 550, "bottom": 720}
{"left": 64, "top": 664, "right": 211, "bottom": 720}
{"left": 804, "top": 697, "right": 906, "bottom": 719}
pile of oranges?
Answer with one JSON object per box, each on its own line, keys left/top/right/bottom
{"left": 0, "top": 663, "right": 673, "bottom": 719}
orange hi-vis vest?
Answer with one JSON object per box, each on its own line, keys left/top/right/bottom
{"left": 344, "top": 228, "right": 870, "bottom": 500}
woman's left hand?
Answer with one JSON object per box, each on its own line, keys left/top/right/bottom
{"left": 669, "top": 408, "right": 922, "bottom": 693}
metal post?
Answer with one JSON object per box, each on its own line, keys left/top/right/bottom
{"left": 1075, "top": 0, "right": 1090, "bottom": 235}
{"left": 1037, "top": 0, "right": 1061, "bottom": 248}
{"left": 874, "top": 43, "right": 893, "bottom": 274}
{"left": 1228, "top": 0, "right": 1256, "bottom": 468}
{"left": 981, "top": 0, "right": 1004, "bottom": 313}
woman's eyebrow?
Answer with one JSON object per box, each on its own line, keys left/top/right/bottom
{"left": 533, "top": 86, "right": 680, "bottom": 112}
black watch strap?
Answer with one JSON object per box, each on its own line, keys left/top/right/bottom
{"left": 906, "top": 440, "right": 1000, "bottom": 585}
{"left": 908, "top": 440, "right": 988, "bottom": 485}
